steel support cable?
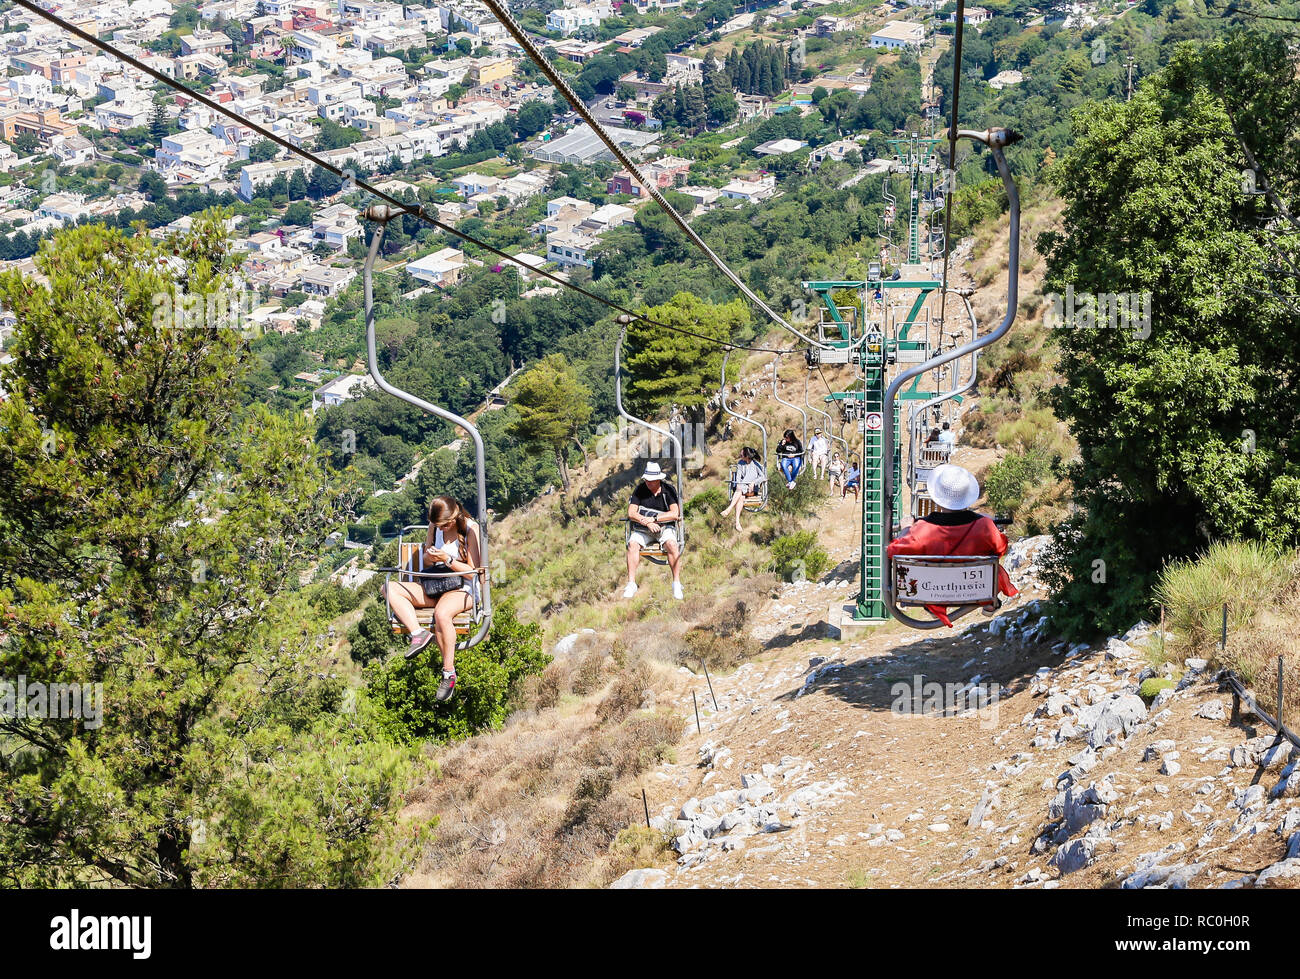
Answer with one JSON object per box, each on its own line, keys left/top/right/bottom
{"left": 6, "top": 0, "right": 808, "bottom": 356}
{"left": 938, "top": 0, "right": 967, "bottom": 342}
{"left": 475, "top": 0, "right": 832, "bottom": 351}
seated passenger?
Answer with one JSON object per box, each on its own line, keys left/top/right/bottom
{"left": 937, "top": 422, "right": 956, "bottom": 447}
{"left": 720, "top": 446, "right": 766, "bottom": 532}
{"left": 842, "top": 458, "right": 861, "bottom": 501}
{"left": 382, "top": 495, "right": 482, "bottom": 703}
{"left": 777, "top": 429, "right": 805, "bottom": 489}
{"left": 886, "top": 464, "right": 1018, "bottom": 627}
{"left": 624, "top": 461, "right": 683, "bottom": 601}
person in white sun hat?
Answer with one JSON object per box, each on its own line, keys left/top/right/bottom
{"left": 624, "top": 461, "right": 684, "bottom": 600}
{"left": 886, "top": 464, "right": 1018, "bottom": 627}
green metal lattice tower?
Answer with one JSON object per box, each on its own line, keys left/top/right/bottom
{"left": 802, "top": 134, "right": 946, "bottom": 621}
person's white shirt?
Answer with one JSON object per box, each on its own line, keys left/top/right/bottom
{"left": 938, "top": 430, "right": 956, "bottom": 446}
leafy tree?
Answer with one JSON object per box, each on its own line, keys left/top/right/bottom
{"left": 623, "top": 293, "right": 750, "bottom": 425}
{"left": 13, "top": 131, "right": 39, "bottom": 156}
{"left": 139, "top": 168, "right": 168, "bottom": 201}
{"left": 1038, "top": 38, "right": 1300, "bottom": 639}
{"left": 362, "top": 602, "right": 549, "bottom": 744}
{"left": 284, "top": 200, "right": 313, "bottom": 225}
{"left": 316, "top": 118, "right": 363, "bottom": 151}
{"left": 0, "top": 216, "right": 420, "bottom": 887}
{"left": 249, "top": 139, "right": 278, "bottom": 163}
{"left": 507, "top": 354, "right": 593, "bottom": 491}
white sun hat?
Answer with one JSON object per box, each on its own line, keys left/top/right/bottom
{"left": 928, "top": 464, "right": 980, "bottom": 511}
{"left": 642, "top": 462, "right": 666, "bottom": 481}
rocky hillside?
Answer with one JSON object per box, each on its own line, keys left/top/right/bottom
{"left": 605, "top": 531, "right": 1300, "bottom": 889}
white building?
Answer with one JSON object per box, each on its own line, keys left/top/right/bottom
{"left": 545, "top": 5, "right": 607, "bottom": 34}
{"left": 405, "top": 246, "right": 466, "bottom": 286}
{"left": 546, "top": 228, "right": 598, "bottom": 268}
{"left": 869, "top": 21, "right": 925, "bottom": 50}
{"left": 720, "top": 174, "right": 777, "bottom": 203}
{"left": 312, "top": 372, "right": 375, "bottom": 411}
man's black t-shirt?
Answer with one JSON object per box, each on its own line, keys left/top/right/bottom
{"left": 631, "top": 481, "right": 679, "bottom": 519}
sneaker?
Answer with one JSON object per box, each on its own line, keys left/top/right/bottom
{"left": 405, "top": 628, "right": 435, "bottom": 659}
{"left": 436, "top": 671, "right": 457, "bottom": 702}
{"left": 622, "top": 581, "right": 638, "bottom": 599}
{"left": 672, "top": 581, "right": 683, "bottom": 600}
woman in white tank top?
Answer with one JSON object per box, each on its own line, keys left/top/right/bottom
{"left": 382, "top": 495, "right": 482, "bottom": 702}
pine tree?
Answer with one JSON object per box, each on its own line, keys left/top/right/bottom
{"left": 149, "top": 99, "right": 169, "bottom": 143}
{"left": 506, "top": 355, "right": 592, "bottom": 491}
{"left": 0, "top": 217, "right": 421, "bottom": 886}
{"left": 624, "top": 293, "right": 750, "bottom": 425}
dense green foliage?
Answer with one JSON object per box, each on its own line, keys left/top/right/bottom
{"left": 362, "top": 602, "right": 549, "bottom": 744}
{"left": 0, "top": 218, "right": 421, "bottom": 887}
{"left": 1039, "top": 32, "right": 1300, "bottom": 639}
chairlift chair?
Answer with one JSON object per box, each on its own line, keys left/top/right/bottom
{"left": 386, "top": 525, "right": 487, "bottom": 638}
{"left": 721, "top": 347, "right": 769, "bottom": 511}
{"left": 363, "top": 206, "right": 492, "bottom": 649}
{"left": 881, "top": 129, "right": 1023, "bottom": 630}
{"left": 616, "top": 320, "right": 685, "bottom": 565}
{"left": 771, "top": 351, "right": 808, "bottom": 474}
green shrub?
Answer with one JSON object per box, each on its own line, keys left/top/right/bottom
{"left": 361, "top": 601, "right": 550, "bottom": 744}
{"left": 769, "top": 530, "right": 830, "bottom": 583}
{"left": 768, "top": 462, "right": 828, "bottom": 518}
{"left": 1154, "top": 541, "right": 1295, "bottom": 654}
{"left": 1137, "top": 677, "right": 1174, "bottom": 701}
{"left": 347, "top": 599, "right": 402, "bottom": 664}
{"left": 684, "top": 486, "right": 728, "bottom": 518}
{"left": 985, "top": 447, "right": 1054, "bottom": 517}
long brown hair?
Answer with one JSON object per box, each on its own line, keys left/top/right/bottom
{"left": 428, "top": 495, "right": 468, "bottom": 539}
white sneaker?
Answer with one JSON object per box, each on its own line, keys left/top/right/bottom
{"left": 672, "top": 581, "right": 683, "bottom": 600}
{"left": 623, "top": 581, "right": 638, "bottom": 599}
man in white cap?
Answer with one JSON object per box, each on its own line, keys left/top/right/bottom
{"left": 886, "top": 463, "right": 1018, "bottom": 626}
{"left": 624, "top": 461, "right": 683, "bottom": 600}
{"left": 808, "top": 428, "right": 831, "bottom": 480}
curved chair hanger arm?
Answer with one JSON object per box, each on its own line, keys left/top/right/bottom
{"left": 615, "top": 319, "right": 684, "bottom": 542}
{"left": 720, "top": 347, "right": 769, "bottom": 469}
{"left": 881, "top": 129, "right": 1021, "bottom": 629}
{"left": 910, "top": 289, "right": 981, "bottom": 423}
{"left": 771, "top": 352, "right": 808, "bottom": 450}
{"left": 805, "top": 372, "right": 850, "bottom": 461}
{"left": 364, "top": 205, "right": 491, "bottom": 648}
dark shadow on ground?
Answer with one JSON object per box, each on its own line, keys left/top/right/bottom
{"left": 772, "top": 604, "right": 1068, "bottom": 719}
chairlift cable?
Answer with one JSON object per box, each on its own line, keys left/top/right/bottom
{"left": 6, "top": 0, "right": 804, "bottom": 357}
{"left": 476, "top": 0, "right": 833, "bottom": 350}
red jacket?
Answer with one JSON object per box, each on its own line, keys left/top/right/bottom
{"left": 886, "top": 511, "right": 1018, "bottom": 626}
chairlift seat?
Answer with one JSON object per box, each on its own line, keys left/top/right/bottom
{"left": 386, "top": 529, "right": 484, "bottom": 637}
{"left": 626, "top": 516, "right": 682, "bottom": 565}
{"left": 728, "top": 465, "right": 767, "bottom": 511}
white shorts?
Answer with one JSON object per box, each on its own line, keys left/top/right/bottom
{"left": 629, "top": 526, "right": 676, "bottom": 550}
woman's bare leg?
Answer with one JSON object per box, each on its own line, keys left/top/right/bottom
{"left": 384, "top": 580, "right": 431, "bottom": 634}
{"left": 433, "top": 590, "right": 473, "bottom": 673}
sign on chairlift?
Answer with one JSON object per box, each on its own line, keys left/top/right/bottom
{"left": 896, "top": 346, "right": 931, "bottom": 364}
{"left": 893, "top": 557, "right": 998, "bottom": 605}
{"left": 864, "top": 412, "right": 883, "bottom": 431}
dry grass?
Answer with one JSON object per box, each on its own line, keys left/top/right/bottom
{"left": 1155, "top": 542, "right": 1300, "bottom": 720}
